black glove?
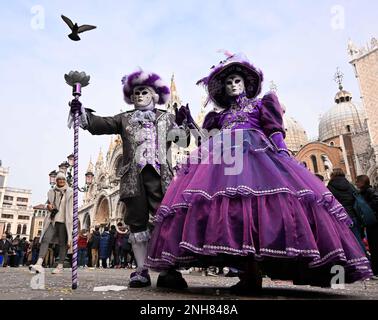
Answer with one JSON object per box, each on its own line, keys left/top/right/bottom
{"left": 69, "top": 99, "right": 82, "bottom": 116}
{"left": 175, "top": 104, "right": 194, "bottom": 126}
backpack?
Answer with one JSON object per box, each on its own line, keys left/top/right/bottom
{"left": 350, "top": 186, "right": 378, "bottom": 227}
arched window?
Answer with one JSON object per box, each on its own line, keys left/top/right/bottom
{"left": 311, "top": 155, "right": 319, "bottom": 173}
{"left": 16, "top": 224, "right": 21, "bottom": 234}
{"left": 6, "top": 223, "right": 11, "bottom": 233}
{"left": 346, "top": 125, "right": 351, "bottom": 133}
{"left": 22, "top": 225, "right": 27, "bottom": 235}
{"left": 302, "top": 162, "right": 307, "bottom": 168}
{"left": 84, "top": 213, "right": 91, "bottom": 231}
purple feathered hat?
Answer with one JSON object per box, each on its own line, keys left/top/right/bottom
{"left": 197, "top": 52, "right": 264, "bottom": 108}
{"left": 121, "top": 68, "right": 170, "bottom": 105}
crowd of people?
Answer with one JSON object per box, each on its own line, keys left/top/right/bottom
{"left": 77, "top": 223, "right": 135, "bottom": 269}
{"left": 0, "top": 233, "right": 34, "bottom": 267}
{"left": 0, "top": 223, "right": 135, "bottom": 270}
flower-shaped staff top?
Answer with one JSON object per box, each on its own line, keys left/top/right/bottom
{"left": 65, "top": 71, "right": 90, "bottom": 97}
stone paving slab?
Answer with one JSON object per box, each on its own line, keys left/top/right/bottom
{"left": 0, "top": 268, "right": 377, "bottom": 300}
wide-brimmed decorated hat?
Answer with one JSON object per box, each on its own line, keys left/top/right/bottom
{"left": 197, "top": 52, "right": 264, "bottom": 108}
{"left": 121, "top": 68, "right": 170, "bottom": 105}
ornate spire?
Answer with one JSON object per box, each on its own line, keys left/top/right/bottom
{"left": 108, "top": 136, "right": 114, "bottom": 155}
{"left": 167, "top": 73, "right": 182, "bottom": 112}
{"left": 171, "top": 73, "right": 177, "bottom": 95}
{"left": 96, "top": 148, "right": 103, "bottom": 165}
{"left": 87, "top": 156, "right": 94, "bottom": 173}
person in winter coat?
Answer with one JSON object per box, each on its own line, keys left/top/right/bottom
{"left": 123, "top": 229, "right": 135, "bottom": 268}
{"left": 109, "top": 225, "right": 117, "bottom": 268}
{"left": 90, "top": 227, "right": 101, "bottom": 268}
{"left": 99, "top": 227, "right": 111, "bottom": 268}
{"left": 356, "top": 175, "right": 378, "bottom": 279}
{"left": 115, "top": 223, "right": 127, "bottom": 268}
{"left": 9, "top": 235, "right": 18, "bottom": 267}
{"left": 0, "top": 234, "right": 11, "bottom": 267}
{"left": 31, "top": 237, "right": 40, "bottom": 265}
{"left": 86, "top": 232, "right": 93, "bottom": 267}
{"left": 78, "top": 229, "right": 88, "bottom": 268}
{"left": 29, "top": 172, "right": 73, "bottom": 274}
{"left": 16, "top": 237, "right": 27, "bottom": 267}
{"left": 327, "top": 168, "right": 366, "bottom": 252}
{"left": 25, "top": 240, "right": 32, "bottom": 266}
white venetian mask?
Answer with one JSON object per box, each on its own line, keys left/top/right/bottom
{"left": 225, "top": 74, "right": 246, "bottom": 97}
{"left": 131, "top": 86, "right": 157, "bottom": 109}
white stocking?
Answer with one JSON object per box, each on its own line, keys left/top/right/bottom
{"left": 129, "top": 231, "right": 150, "bottom": 272}
{"left": 132, "top": 241, "right": 148, "bottom": 272}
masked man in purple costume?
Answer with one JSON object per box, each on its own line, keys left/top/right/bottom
{"left": 69, "top": 69, "right": 192, "bottom": 288}
{"left": 146, "top": 53, "right": 373, "bottom": 294}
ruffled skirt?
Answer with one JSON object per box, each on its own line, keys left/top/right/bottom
{"left": 146, "top": 129, "right": 372, "bottom": 287}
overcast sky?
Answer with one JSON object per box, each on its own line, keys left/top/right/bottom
{"left": 0, "top": 0, "right": 377, "bottom": 204}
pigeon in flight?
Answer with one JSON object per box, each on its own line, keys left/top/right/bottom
{"left": 61, "top": 15, "right": 97, "bottom": 41}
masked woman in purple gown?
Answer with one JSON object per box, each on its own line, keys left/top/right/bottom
{"left": 146, "top": 53, "right": 373, "bottom": 293}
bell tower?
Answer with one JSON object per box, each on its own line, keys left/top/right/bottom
{"left": 349, "top": 38, "right": 378, "bottom": 156}
{"left": 166, "top": 73, "right": 182, "bottom": 113}
{"left": 349, "top": 37, "right": 378, "bottom": 183}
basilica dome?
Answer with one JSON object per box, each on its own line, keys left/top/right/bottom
{"left": 283, "top": 111, "right": 309, "bottom": 153}
{"left": 319, "top": 88, "right": 365, "bottom": 142}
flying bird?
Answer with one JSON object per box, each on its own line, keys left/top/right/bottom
{"left": 61, "top": 15, "right": 97, "bottom": 41}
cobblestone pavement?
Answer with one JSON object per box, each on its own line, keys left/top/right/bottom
{"left": 0, "top": 267, "right": 377, "bottom": 300}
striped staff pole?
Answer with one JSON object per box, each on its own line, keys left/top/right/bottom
{"left": 65, "top": 71, "right": 90, "bottom": 290}
{"left": 72, "top": 84, "right": 81, "bottom": 290}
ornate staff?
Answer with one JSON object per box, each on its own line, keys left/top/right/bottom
{"left": 65, "top": 71, "right": 90, "bottom": 290}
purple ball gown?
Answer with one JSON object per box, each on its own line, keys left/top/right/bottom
{"left": 146, "top": 92, "right": 373, "bottom": 287}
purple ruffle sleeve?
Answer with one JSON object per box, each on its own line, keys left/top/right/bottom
{"left": 260, "top": 92, "right": 289, "bottom": 154}
{"left": 202, "top": 111, "right": 221, "bottom": 130}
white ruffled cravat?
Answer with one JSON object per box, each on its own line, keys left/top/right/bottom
{"left": 130, "top": 110, "right": 156, "bottom": 124}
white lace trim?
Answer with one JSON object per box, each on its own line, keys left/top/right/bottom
{"left": 147, "top": 244, "right": 370, "bottom": 273}
{"left": 259, "top": 248, "right": 319, "bottom": 256}
{"left": 181, "top": 242, "right": 255, "bottom": 255}
{"left": 253, "top": 146, "right": 271, "bottom": 152}
{"left": 182, "top": 187, "right": 315, "bottom": 200}
{"left": 162, "top": 251, "right": 196, "bottom": 261}
{"left": 180, "top": 242, "right": 321, "bottom": 257}
{"left": 129, "top": 230, "right": 150, "bottom": 244}
{"left": 309, "top": 249, "right": 346, "bottom": 267}
{"left": 316, "top": 192, "right": 334, "bottom": 204}
{"left": 347, "top": 257, "right": 370, "bottom": 265}
{"left": 269, "top": 132, "right": 282, "bottom": 139}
